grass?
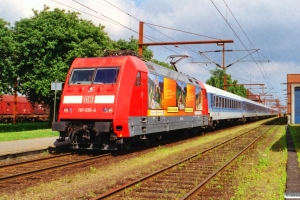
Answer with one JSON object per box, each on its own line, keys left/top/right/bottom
{"left": 0, "top": 130, "right": 59, "bottom": 142}
{"left": 232, "top": 125, "right": 288, "bottom": 200}
{"left": 0, "top": 122, "right": 58, "bottom": 141}
{"left": 287, "top": 124, "right": 300, "bottom": 167}
{"left": 0, "top": 122, "right": 50, "bottom": 132}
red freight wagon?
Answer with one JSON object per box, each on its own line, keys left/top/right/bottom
{"left": 0, "top": 95, "right": 49, "bottom": 123}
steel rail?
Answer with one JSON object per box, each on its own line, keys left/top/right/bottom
{"left": 0, "top": 153, "right": 73, "bottom": 169}
{"left": 0, "top": 153, "right": 111, "bottom": 183}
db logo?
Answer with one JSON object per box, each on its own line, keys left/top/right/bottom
{"left": 83, "top": 96, "right": 94, "bottom": 103}
{"left": 87, "top": 86, "right": 94, "bottom": 92}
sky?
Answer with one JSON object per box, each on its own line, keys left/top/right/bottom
{"left": 1, "top": 0, "right": 300, "bottom": 109}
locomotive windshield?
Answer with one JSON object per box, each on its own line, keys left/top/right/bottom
{"left": 94, "top": 67, "right": 120, "bottom": 84}
{"left": 69, "top": 68, "right": 95, "bottom": 84}
{"left": 69, "top": 67, "right": 120, "bottom": 84}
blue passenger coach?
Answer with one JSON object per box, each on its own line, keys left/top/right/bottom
{"left": 203, "top": 83, "right": 277, "bottom": 128}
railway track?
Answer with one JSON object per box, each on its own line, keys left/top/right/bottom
{"left": 0, "top": 152, "right": 111, "bottom": 189}
{"left": 0, "top": 131, "right": 201, "bottom": 191}
{"left": 91, "top": 118, "right": 283, "bottom": 199}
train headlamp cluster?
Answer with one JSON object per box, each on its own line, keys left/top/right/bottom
{"left": 102, "top": 107, "right": 113, "bottom": 113}
{"left": 63, "top": 107, "right": 72, "bottom": 113}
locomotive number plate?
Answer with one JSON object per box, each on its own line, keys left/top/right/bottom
{"left": 83, "top": 96, "right": 94, "bottom": 104}
{"left": 78, "top": 108, "right": 97, "bottom": 112}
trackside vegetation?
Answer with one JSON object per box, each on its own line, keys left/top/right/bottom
{"left": 0, "top": 122, "right": 58, "bottom": 142}
{"left": 232, "top": 125, "right": 287, "bottom": 199}
{"left": 288, "top": 125, "right": 300, "bottom": 166}
{"left": 0, "top": 122, "right": 49, "bottom": 132}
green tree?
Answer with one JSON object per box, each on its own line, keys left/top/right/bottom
{"left": 112, "top": 36, "right": 153, "bottom": 60}
{"left": 0, "top": 19, "right": 16, "bottom": 95}
{"left": 112, "top": 37, "right": 173, "bottom": 69}
{"left": 13, "top": 5, "right": 112, "bottom": 106}
{"left": 150, "top": 59, "right": 173, "bottom": 70}
{"left": 206, "top": 67, "right": 246, "bottom": 97}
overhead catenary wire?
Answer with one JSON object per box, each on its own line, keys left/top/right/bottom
{"left": 87, "top": 1, "right": 245, "bottom": 76}
{"left": 52, "top": 0, "right": 259, "bottom": 86}
{"left": 211, "top": 0, "right": 273, "bottom": 93}
{"left": 222, "top": 0, "right": 273, "bottom": 89}
{"left": 102, "top": 0, "right": 211, "bottom": 65}
{"left": 51, "top": 0, "right": 120, "bottom": 26}
{"left": 221, "top": 0, "right": 278, "bottom": 99}
{"left": 69, "top": 0, "right": 211, "bottom": 70}
{"left": 54, "top": 0, "right": 176, "bottom": 54}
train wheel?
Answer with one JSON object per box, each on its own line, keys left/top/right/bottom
{"left": 123, "top": 138, "right": 132, "bottom": 150}
{"left": 156, "top": 133, "right": 162, "bottom": 140}
{"left": 144, "top": 138, "right": 151, "bottom": 146}
{"left": 144, "top": 135, "right": 154, "bottom": 146}
{"left": 184, "top": 130, "right": 190, "bottom": 137}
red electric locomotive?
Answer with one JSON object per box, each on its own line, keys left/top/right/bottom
{"left": 53, "top": 51, "right": 209, "bottom": 150}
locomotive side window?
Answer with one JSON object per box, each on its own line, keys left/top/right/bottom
{"left": 135, "top": 71, "right": 141, "bottom": 86}
{"left": 94, "top": 67, "right": 120, "bottom": 84}
{"left": 69, "top": 68, "right": 95, "bottom": 84}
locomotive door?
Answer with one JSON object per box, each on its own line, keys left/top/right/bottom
{"left": 133, "top": 71, "right": 148, "bottom": 121}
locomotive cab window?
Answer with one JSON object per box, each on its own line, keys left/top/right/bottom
{"left": 94, "top": 67, "right": 120, "bottom": 84}
{"left": 69, "top": 68, "right": 95, "bottom": 84}
{"left": 135, "top": 71, "right": 141, "bottom": 86}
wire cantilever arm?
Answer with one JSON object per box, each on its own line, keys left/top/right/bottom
{"left": 225, "top": 49, "right": 259, "bottom": 68}
{"left": 198, "top": 51, "right": 222, "bottom": 68}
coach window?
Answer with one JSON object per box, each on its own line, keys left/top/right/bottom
{"left": 135, "top": 71, "right": 141, "bottom": 86}
{"left": 213, "top": 95, "right": 215, "bottom": 107}
{"left": 222, "top": 98, "right": 225, "bottom": 108}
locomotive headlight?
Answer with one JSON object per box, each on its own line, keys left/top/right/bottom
{"left": 63, "top": 107, "right": 73, "bottom": 113}
{"left": 102, "top": 107, "right": 113, "bottom": 113}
